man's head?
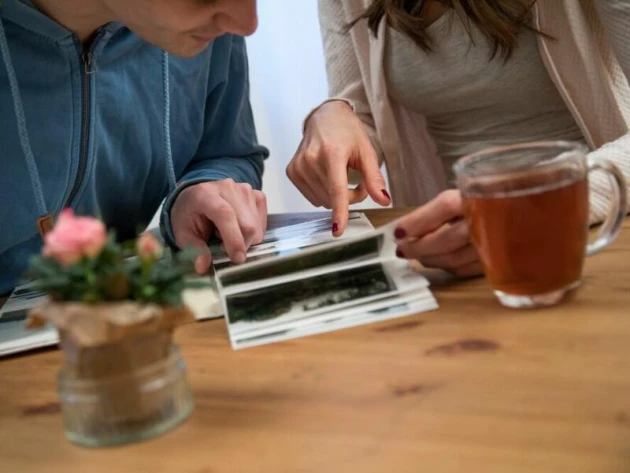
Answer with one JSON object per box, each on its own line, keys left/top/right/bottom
{"left": 31, "top": 0, "right": 258, "bottom": 57}
{"left": 102, "top": 0, "right": 258, "bottom": 57}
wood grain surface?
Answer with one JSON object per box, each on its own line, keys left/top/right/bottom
{"left": 1, "top": 209, "right": 629, "bottom": 473}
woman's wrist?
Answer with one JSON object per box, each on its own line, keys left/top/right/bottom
{"left": 303, "top": 99, "right": 355, "bottom": 132}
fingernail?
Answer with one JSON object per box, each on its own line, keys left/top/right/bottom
{"left": 332, "top": 222, "right": 339, "bottom": 234}
{"left": 233, "top": 251, "right": 246, "bottom": 265}
{"left": 382, "top": 189, "right": 391, "bottom": 201}
{"left": 396, "top": 249, "right": 405, "bottom": 259}
{"left": 394, "top": 228, "right": 406, "bottom": 239}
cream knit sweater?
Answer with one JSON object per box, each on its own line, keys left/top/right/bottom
{"left": 316, "top": 0, "right": 630, "bottom": 224}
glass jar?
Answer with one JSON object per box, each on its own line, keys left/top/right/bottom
{"left": 57, "top": 344, "right": 194, "bottom": 447}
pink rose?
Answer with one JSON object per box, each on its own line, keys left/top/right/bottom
{"left": 43, "top": 209, "right": 107, "bottom": 266}
{"left": 137, "top": 232, "right": 163, "bottom": 260}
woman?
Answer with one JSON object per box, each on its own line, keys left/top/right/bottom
{"left": 287, "top": 0, "right": 630, "bottom": 277}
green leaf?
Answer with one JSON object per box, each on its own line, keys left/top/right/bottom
{"left": 142, "top": 284, "right": 157, "bottom": 298}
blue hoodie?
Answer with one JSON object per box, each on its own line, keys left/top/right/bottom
{"left": 0, "top": 0, "right": 268, "bottom": 296}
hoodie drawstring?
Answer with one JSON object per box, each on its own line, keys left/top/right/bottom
{"left": 162, "top": 51, "right": 177, "bottom": 192}
{"left": 0, "top": 12, "right": 52, "bottom": 236}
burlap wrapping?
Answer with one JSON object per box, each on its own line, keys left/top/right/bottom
{"left": 27, "top": 302, "right": 196, "bottom": 432}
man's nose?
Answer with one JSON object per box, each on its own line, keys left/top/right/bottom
{"left": 217, "top": 0, "right": 258, "bottom": 37}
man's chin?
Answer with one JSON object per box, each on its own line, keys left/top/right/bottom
{"left": 158, "top": 38, "right": 213, "bottom": 58}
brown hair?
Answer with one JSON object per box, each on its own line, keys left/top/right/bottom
{"left": 351, "top": 0, "right": 539, "bottom": 60}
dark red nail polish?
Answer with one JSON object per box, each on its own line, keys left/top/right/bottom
{"left": 394, "top": 228, "right": 406, "bottom": 239}
{"left": 396, "top": 249, "right": 404, "bottom": 258}
{"left": 382, "top": 189, "right": 391, "bottom": 200}
{"left": 332, "top": 223, "right": 339, "bottom": 234}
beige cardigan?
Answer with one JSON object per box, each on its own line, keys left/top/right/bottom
{"left": 316, "top": 0, "right": 630, "bottom": 223}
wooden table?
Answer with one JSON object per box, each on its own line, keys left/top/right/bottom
{"left": 1, "top": 209, "right": 629, "bottom": 473}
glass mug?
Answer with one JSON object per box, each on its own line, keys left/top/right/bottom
{"left": 453, "top": 141, "right": 627, "bottom": 308}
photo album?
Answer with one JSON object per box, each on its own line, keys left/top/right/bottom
{"left": 186, "top": 212, "right": 377, "bottom": 319}
{"left": 214, "top": 214, "right": 439, "bottom": 350}
{"left": 0, "top": 212, "right": 439, "bottom": 355}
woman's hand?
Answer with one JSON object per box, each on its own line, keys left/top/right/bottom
{"left": 394, "top": 190, "right": 484, "bottom": 277}
{"left": 287, "top": 100, "right": 391, "bottom": 236}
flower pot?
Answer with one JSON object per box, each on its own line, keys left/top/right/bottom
{"left": 28, "top": 301, "right": 196, "bottom": 447}
{"left": 58, "top": 344, "right": 193, "bottom": 447}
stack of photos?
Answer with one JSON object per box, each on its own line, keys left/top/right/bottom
{"left": 184, "top": 214, "right": 375, "bottom": 321}
{"left": 211, "top": 212, "right": 374, "bottom": 271}
{"left": 216, "top": 222, "right": 439, "bottom": 350}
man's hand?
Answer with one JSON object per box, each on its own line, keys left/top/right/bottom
{"left": 170, "top": 179, "right": 267, "bottom": 274}
{"left": 287, "top": 100, "right": 391, "bottom": 236}
{"left": 394, "top": 190, "right": 483, "bottom": 278}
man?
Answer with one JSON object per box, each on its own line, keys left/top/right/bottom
{"left": 0, "top": 0, "right": 268, "bottom": 296}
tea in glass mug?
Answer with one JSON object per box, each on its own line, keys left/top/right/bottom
{"left": 454, "top": 141, "right": 627, "bottom": 308}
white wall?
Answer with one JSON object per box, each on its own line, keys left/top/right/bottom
{"left": 247, "top": 1, "right": 386, "bottom": 215}
{"left": 246, "top": 1, "right": 328, "bottom": 214}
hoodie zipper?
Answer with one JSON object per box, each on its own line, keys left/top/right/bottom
{"left": 64, "top": 30, "right": 105, "bottom": 208}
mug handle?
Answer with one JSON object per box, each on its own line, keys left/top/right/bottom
{"left": 586, "top": 156, "right": 628, "bottom": 256}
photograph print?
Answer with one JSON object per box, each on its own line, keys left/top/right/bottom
{"left": 225, "top": 262, "right": 396, "bottom": 331}
{"left": 231, "top": 287, "right": 437, "bottom": 350}
{"left": 218, "top": 232, "right": 386, "bottom": 288}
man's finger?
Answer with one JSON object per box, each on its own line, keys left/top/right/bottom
{"left": 204, "top": 200, "right": 247, "bottom": 265}
{"left": 233, "top": 185, "right": 260, "bottom": 250}
{"left": 394, "top": 190, "right": 463, "bottom": 240}
{"left": 254, "top": 190, "right": 268, "bottom": 244}
{"left": 238, "top": 207, "right": 259, "bottom": 250}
